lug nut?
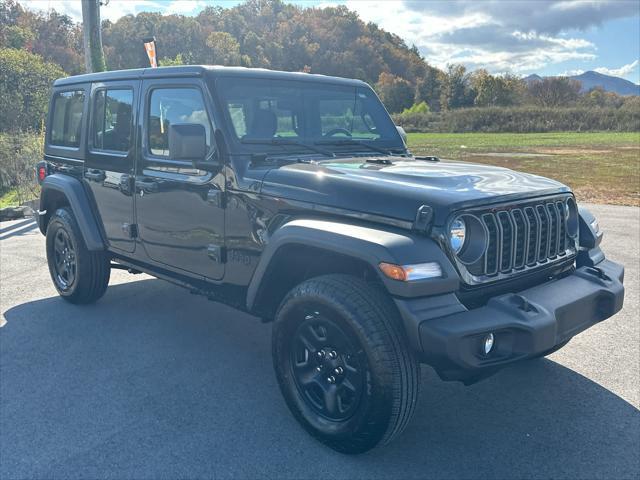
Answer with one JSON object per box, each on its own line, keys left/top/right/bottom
{"left": 334, "top": 367, "right": 343, "bottom": 375}
{"left": 328, "top": 350, "right": 337, "bottom": 359}
{"left": 327, "top": 376, "right": 336, "bottom": 384}
{"left": 316, "top": 366, "right": 323, "bottom": 372}
{"left": 316, "top": 350, "right": 325, "bottom": 359}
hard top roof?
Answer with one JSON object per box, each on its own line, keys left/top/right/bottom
{"left": 53, "top": 65, "right": 369, "bottom": 88}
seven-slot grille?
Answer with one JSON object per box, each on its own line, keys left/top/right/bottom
{"left": 465, "top": 196, "right": 576, "bottom": 280}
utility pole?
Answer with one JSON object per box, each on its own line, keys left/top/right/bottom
{"left": 81, "top": 0, "right": 106, "bottom": 73}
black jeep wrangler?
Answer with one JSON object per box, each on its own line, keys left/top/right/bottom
{"left": 36, "top": 66, "right": 624, "bottom": 454}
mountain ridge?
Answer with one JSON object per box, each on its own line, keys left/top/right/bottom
{"left": 523, "top": 71, "right": 639, "bottom": 96}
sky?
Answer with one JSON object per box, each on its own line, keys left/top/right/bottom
{"left": 26, "top": 0, "right": 640, "bottom": 83}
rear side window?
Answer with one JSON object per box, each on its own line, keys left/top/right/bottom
{"left": 92, "top": 89, "right": 133, "bottom": 152}
{"left": 50, "top": 90, "right": 85, "bottom": 148}
{"left": 147, "top": 88, "right": 211, "bottom": 157}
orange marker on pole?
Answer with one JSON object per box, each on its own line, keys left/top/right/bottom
{"left": 143, "top": 36, "right": 158, "bottom": 68}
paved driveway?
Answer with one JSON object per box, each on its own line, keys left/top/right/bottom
{"left": 1, "top": 204, "right": 638, "bottom": 479}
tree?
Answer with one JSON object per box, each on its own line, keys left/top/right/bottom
{"left": 2, "top": 25, "right": 34, "bottom": 49}
{"left": 527, "top": 77, "right": 581, "bottom": 107}
{"left": 580, "top": 87, "right": 624, "bottom": 109}
{"left": 205, "top": 31, "right": 241, "bottom": 65}
{"left": 415, "top": 66, "right": 442, "bottom": 111}
{"left": 160, "top": 53, "right": 186, "bottom": 66}
{"left": 375, "top": 72, "right": 414, "bottom": 113}
{"left": 0, "top": 47, "right": 64, "bottom": 131}
{"left": 469, "top": 70, "right": 525, "bottom": 107}
{"left": 440, "top": 64, "right": 473, "bottom": 110}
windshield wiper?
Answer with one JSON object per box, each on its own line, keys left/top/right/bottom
{"left": 314, "top": 139, "right": 395, "bottom": 156}
{"left": 242, "top": 138, "right": 334, "bottom": 157}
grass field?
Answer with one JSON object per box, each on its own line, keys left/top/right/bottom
{"left": 407, "top": 132, "right": 640, "bottom": 206}
{"left": 1, "top": 132, "right": 638, "bottom": 208}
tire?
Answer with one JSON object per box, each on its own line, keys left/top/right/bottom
{"left": 46, "top": 207, "right": 110, "bottom": 304}
{"left": 272, "top": 274, "right": 420, "bottom": 454}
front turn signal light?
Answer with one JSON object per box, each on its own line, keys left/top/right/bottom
{"left": 379, "top": 262, "right": 442, "bottom": 282}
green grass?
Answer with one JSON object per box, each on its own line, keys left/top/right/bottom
{"left": 407, "top": 132, "right": 640, "bottom": 206}
{"left": 1, "top": 132, "right": 637, "bottom": 208}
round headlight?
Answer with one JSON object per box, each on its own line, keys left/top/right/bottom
{"left": 449, "top": 217, "right": 467, "bottom": 254}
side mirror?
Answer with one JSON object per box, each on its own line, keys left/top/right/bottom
{"left": 396, "top": 125, "right": 408, "bottom": 146}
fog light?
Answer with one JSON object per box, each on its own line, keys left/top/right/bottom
{"left": 483, "top": 333, "right": 495, "bottom": 355}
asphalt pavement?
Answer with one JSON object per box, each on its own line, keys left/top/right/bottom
{"left": 0, "top": 204, "right": 638, "bottom": 479}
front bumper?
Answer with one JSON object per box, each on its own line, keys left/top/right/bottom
{"left": 394, "top": 259, "right": 624, "bottom": 383}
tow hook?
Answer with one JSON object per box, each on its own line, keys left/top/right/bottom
{"left": 585, "top": 266, "right": 611, "bottom": 282}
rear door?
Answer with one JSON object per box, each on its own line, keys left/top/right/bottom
{"left": 135, "top": 77, "right": 225, "bottom": 280}
{"left": 85, "top": 80, "right": 138, "bottom": 253}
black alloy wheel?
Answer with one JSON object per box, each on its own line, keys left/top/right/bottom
{"left": 272, "top": 274, "right": 420, "bottom": 454}
{"left": 46, "top": 207, "right": 110, "bottom": 304}
{"left": 52, "top": 227, "right": 77, "bottom": 291}
{"left": 290, "top": 310, "right": 365, "bottom": 422}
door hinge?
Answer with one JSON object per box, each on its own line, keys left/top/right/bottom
{"left": 413, "top": 205, "right": 433, "bottom": 233}
{"left": 207, "top": 189, "right": 225, "bottom": 208}
{"left": 122, "top": 223, "right": 138, "bottom": 238}
{"left": 207, "top": 244, "right": 226, "bottom": 263}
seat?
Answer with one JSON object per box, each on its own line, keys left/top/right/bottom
{"left": 245, "top": 109, "right": 277, "bottom": 139}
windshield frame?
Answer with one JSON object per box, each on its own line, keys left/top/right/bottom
{"left": 207, "top": 74, "right": 406, "bottom": 157}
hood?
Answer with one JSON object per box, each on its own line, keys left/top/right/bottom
{"left": 260, "top": 157, "right": 570, "bottom": 225}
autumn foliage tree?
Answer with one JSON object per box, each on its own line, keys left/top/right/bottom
{"left": 375, "top": 72, "right": 414, "bottom": 113}
{"left": 527, "top": 77, "right": 582, "bottom": 107}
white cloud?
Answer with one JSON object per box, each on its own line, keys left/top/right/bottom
{"left": 560, "top": 69, "right": 586, "bottom": 76}
{"left": 342, "top": 0, "right": 600, "bottom": 74}
{"left": 405, "top": 0, "right": 639, "bottom": 35}
{"left": 25, "top": 0, "right": 182, "bottom": 23}
{"left": 26, "top": 0, "right": 83, "bottom": 21}
{"left": 163, "top": 0, "right": 208, "bottom": 16}
{"left": 20, "top": 0, "right": 640, "bottom": 79}
{"left": 594, "top": 60, "right": 639, "bottom": 77}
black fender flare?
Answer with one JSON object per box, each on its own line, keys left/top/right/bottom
{"left": 246, "top": 218, "right": 459, "bottom": 311}
{"left": 39, "top": 174, "right": 106, "bottom": 251}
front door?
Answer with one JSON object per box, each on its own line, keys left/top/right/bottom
{"left": 85, "top": 81, "right": 138, "bottom": 253}
{"left": 135, "top": 78, "right": 225, "bottom": 280}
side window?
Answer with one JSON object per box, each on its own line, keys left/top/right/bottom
{"left": 50, "top": 90, "right": 85, "bottom": 148}
{"left": 147, "top": 88, "right": 212, "bottom": 157}
{"left": 92, "top": 89, "right": 133, "bottom": 152}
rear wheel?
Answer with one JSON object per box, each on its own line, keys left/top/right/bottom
{"left": 46, "top": 207, "right": 110, "bottom": 304}
{"left": 272, "top": 274, "right": 420, "bottom": 454}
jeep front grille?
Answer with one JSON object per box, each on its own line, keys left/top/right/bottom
{"left": 462, "top": 195, "right": 577, "bottom": 282}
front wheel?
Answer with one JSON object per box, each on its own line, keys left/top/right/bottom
{"left": 272, "top": 274, "right": 420, "bottom": 454}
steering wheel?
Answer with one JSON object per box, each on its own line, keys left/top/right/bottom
{"left": 324, "top": 128, "right": 352, "bottom": 138}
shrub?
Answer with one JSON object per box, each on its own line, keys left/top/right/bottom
{"left": 0, "top": 131, "right": 43, "bottom": 205}
{"left": 401, "top": 101, "right": 430, "bottom": 115}
{"left": 393, "top": 106, "right": 640, "bottom": 133}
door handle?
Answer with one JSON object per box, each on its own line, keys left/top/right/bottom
{"left": 85, "top": 170, "right": 105, "bottom": 182}
{"left": 135, "top": 178, "right": 159, "bottom": 194}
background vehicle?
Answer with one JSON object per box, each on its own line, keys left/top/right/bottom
{"left": 36, "top": 66, "right": 624, "bottom": 454}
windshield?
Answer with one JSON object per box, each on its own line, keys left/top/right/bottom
{"left": 214, "top": 77, "right": 405, "bottom": 154}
